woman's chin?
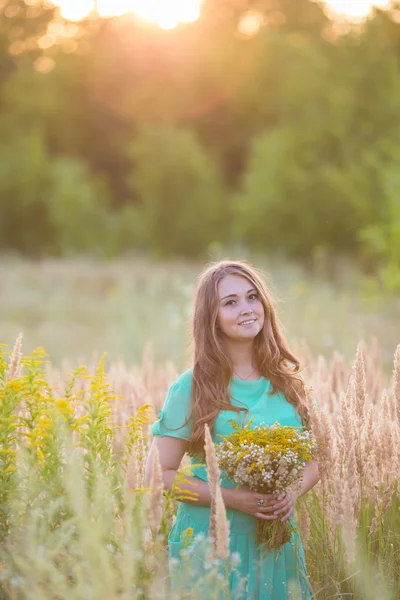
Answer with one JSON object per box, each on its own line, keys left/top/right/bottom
{"left": 228, "top": 328, "right": 261, "bottom": 341}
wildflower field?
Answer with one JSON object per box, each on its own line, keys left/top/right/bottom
{"left": 0, "top": 334, "right": 399, "bottom": 600}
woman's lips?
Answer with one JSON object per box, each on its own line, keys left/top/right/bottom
{"left": 238, "top": 319, "right": 257, "bottom": 327}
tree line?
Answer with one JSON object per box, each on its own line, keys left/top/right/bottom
{"left": 0, "top": 0, "right": 400, "bottom": 288}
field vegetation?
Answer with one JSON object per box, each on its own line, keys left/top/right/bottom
{"left": 0, "top": 257, "right": 399, "bottom": 370}
{"left": 0, "top": 335, "right": 399, "bottom": 599}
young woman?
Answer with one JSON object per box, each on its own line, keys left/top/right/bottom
{"left": 145, "top": 260, "right": 320, "bottom": 599}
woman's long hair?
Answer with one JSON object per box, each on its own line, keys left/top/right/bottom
{"left": 188, "top": 260, "right": 308, "bottom": 457}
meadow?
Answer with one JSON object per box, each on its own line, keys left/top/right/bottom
{"left": 0, "top": 338, "right": 399, "bottom": 599}
{"left": 0, "top": 257, "right": 399, "bottom": 369}
{"left": 0, "top": 256, "right": 399, "bottom": 598}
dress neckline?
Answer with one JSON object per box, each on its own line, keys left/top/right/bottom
{"left": 231, "top": 376, "right": 265, "bottom": 384}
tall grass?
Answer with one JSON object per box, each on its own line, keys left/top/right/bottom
{"left": 0, "top": 336, "right": 399, "bottom": 599}
{"left": 0, "top": 257, "right": 398, "bottom": 369}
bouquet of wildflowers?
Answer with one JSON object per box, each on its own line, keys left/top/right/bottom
{"left": 216, "top": 419, "right": 316, "bottom": 553}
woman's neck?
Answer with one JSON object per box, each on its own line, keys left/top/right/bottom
{"left": 223, "top": 339, "right": 257, "bottom": 377}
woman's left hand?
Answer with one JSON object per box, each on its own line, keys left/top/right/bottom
{"left": 270, "top": 491, "right": 299, "bottom": 522}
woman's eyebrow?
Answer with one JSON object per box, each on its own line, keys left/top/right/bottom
{"left": 220, "top": 288, "right": 257, "bottom": 301}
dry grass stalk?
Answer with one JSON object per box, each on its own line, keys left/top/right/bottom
{"left": 346, "top": 442, "right": 359, "bottom": 495}
{"left": 6, "top": 333, "right": 23, "bottom": 381}
{"left": 299, "top": 503, "right": 311, "bottom": 549}
{"left": 215, "top": 485, "right": 230, "bottom": 559}
{"left": 337, "top": 387, "right": 355, "bottom": 469}
{"left": 394, "top": 344, "right": 400, "bottom": 423}
{"left": 353, "top": 342, "right": 367, "bottom": 422}
{"left": 338, "top": 479, "right": 357, "bottom": 565}
{"left": 204, "top": 423, "right": 221, "bottom": 545}
{"left": 125, "top": 436, "right": 147, "bottom": 492}
{"left": 125, "top": 444, "right": 139, "bottom": 493}
{"left": 136, "top": 436, "right": 147, "bottom": 489}
{"left": 369, "top": 480, "right": 397, "bottom": 537}
{"left": 149, "top": 445, "right": 163, "bottom": 535}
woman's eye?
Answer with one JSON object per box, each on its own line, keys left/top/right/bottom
{"left": 249, "top": 294, "right": 258, "bottom": 300}
{"left": 226, "top": 300, "right": 235, "bottom": 306}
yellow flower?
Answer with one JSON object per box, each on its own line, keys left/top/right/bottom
{"left": 55, "top": 398, "right": 74, "bottom": 417}
{"left": 4, "top": 465, "right": 17, "bottom": 473}
{"left": 181, "top": 527, "right": 194, "bottom": 548}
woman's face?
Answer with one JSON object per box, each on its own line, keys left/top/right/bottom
{"left": 216, "top": 274, "right": 265, "bottom": 342}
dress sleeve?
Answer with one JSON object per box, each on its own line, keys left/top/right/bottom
{"left": 151, "top": 379, "right": 193, "bottom": 441}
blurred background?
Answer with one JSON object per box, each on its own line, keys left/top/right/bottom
{"left": 0, "top": 0, "right": 399, "bottom": 369}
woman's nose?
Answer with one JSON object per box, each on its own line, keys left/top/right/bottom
{"left": 240, "top": 304, "right": 253, "bottom": 315}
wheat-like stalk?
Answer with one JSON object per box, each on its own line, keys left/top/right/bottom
{"left": 393, "top": 344, "right": 400, "bottom": 423}
{"left": 6, "top": 332, "right": 22, "bottom": 381}
{"left": 204, "top": 423, "right": 219, "bottom": 545}
{"left": 299, "top": 503, "right": 311, "bottom": 549}
{"left": 204, "top": 424, "right": 230, "bottom": 558}
{"left": 149, "top": 445, "right": 163, "bottom": 535}
{"left": 353, "top": 342, "right": 367, "bottom": 422}
{"left": 215, "top": 485, "right": 230, "bottom": 559}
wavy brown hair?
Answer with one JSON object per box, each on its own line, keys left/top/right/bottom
{"left": 188, "top": 260, "right": 309, "bottom": 458}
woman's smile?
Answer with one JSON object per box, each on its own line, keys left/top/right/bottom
{"left": 238, "top": 318, "right": 257, "bottom": 327}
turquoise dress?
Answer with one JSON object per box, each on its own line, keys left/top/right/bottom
{"left": 152, "top": 369, "right": 312, "bottom": 600}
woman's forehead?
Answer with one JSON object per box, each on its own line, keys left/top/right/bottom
{"left": 217, "top": 274, "right": 254, "bottom": 298}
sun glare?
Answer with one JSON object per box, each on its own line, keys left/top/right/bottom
{"left": 57, "top": 0, "right": 94, "bottom": 22}
{"left": 325, "top": 0, "right": 390, "bottom": 19}
{"left": 54, "top": 0, "right": 201, "bottom": 28}
{"left": 53, "top": 0, "right": 390, "bottom": 26}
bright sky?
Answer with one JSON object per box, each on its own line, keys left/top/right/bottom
{"left": 53, "top": 0, "right": 391, "bottom": 28}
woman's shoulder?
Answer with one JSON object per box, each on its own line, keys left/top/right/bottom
{"left": 170, "top": 367, "right": 193, "bottom": 394}
{"left": 153, "top": 369, "right": 193, "bottom": 440}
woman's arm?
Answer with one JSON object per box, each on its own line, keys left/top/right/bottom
{"left": 145, "top": 436, "right": 279, "bottom": 519}
{"left": 299, "top": 459, "right": 320, "bottom": 498}
{"left": 145, "top": 436, "right": 237, "bottom": 508}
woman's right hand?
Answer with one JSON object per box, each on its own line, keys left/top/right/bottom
{"left": 227, "top": 487, "right": 279, "bottom": 520}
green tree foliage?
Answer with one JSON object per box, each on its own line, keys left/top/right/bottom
{"left": 0, "top": 130, "right": 111, "bottom": 256}
{"left": 359, "top": 161, "right": 400, "bottom": 291}
{"left": 47, "top": 157, "right": 111, "bottom": 257}
{"left": 126, "top": 125, "right": 225, "bottom": 256}
{"left": 235, "top": 23, "right": 400, "bottom": 264}
{"left": 0, "top": 130, "right": 54, "bottom": 255}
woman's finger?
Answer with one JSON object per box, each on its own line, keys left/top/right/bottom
{"left": 262, "top": 495, "right": 279, "bottom": 503}
{"left": 257, "top": 498, "right": 278, "bottom": 509}
{"left": 255, "top": 512, "right": 278, "bottom": 520}
{"left": 280, "top": 507, "right": 295, "bottom": 522}
{"left": 259, "top": 505, "right": 278, "bottom": 513}
{"left": 261, "top": 500, "right": 287, "bottom": 513}
{"left": 271, "top": 498, "right": 288, "bottom": 511}
{"left": 274, "top": 501, "right": 292, "bottom": 515}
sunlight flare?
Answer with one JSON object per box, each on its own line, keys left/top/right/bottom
{"left": 324, "top": 0, "right": 390, "bottom": 19}
{"left": 53, "top": 0, "right": 201, "bottom": 28}
{"left": 57, "top": 0, "right": 94, "bottom": 22}
{"left": 129, "top": 0, "right": 200, "bottom": 29}
{"left": 52, "top": 0, "right": 391, "bottom": 26}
